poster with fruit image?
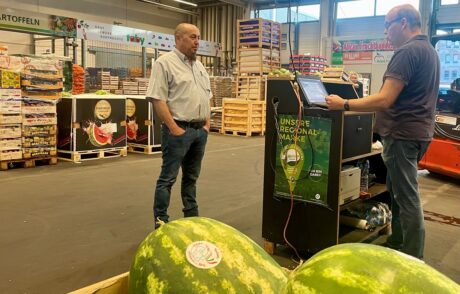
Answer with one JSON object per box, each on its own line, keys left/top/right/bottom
{"left": 125, "top": 97, "right": 161, "bottom": 146}
{"left": 75, "top": 97, "right": 126, "bottom": 151}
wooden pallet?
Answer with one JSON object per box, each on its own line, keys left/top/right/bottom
{"left": 222, "top": 129, "right": 264, "bottom": 137}
{"left": 1, "top": 156, "right": 57, "bottom": 171}
{"left": 221, "top": 99, "right": 266, "bottom": 136}
{"left": 235, "top": 76, "right": 266, "bottom": 100}
{"left": 58, "top": 147, "right": 127, "bottom": 163}
{"left": 127, "top": 144, "right": 161, "bottom": 155}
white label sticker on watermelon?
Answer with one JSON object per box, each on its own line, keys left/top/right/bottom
{"left": 186, "top": 241, "right": 222, "bottom": 269}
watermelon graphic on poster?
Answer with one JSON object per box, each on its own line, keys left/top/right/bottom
{"left": 274, "top": 114, "right": 332, "bottom": 206}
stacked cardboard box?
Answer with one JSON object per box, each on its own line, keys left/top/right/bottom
{"left": 0, "top": 75, "right": 22, "bottom": 161}
{"left": 20, "top": 58, "right": 61, "bottom": 159}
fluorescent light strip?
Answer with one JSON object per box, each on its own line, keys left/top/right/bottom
{"left": 173, "top": 0, "right": 197, "bottom": 7}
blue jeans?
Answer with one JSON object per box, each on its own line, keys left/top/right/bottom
{"left": 154, "top": 124, "right": 208, "bottom": 223}
{"left": 381, "top": 136, "right": 430, "bottom": 259}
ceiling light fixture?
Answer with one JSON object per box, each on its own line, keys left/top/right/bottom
{"left": 137, "top": 0, "right": 199, "bottom": 16}
{"left": 173, "top": 0, "right": 198, "bottom": 7}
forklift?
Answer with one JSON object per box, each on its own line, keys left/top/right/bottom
{"left": 418, "top": 33, "right": 460, "bottom": 179}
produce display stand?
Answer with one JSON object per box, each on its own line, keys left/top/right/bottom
{"left": 57, "top": 94, "right": 127, "bottom": 162}
{"left": 125, "top": 95, "right": 161, "bottom": 154}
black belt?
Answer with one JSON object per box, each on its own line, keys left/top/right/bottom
{"left": 174, "top": 120, "right": 205, "bottom": 129}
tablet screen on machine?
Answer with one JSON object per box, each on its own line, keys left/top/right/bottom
{"left": 297, "top": 76, "right": 329, "bottom": 106}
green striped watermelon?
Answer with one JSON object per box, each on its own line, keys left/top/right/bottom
{"left": 129, "top": 217, "right": 288, "bottom": 294}
{"left": 286, "top": 243, "right": 460, "bottom": 294}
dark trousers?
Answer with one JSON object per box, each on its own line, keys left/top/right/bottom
{"left": 153, "top": 124, "right": 208, "bottom": 223}
{"left": 381, "top": 136, "right": 430, "bottom": 259}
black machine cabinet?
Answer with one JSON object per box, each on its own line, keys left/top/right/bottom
{"left": 263, "top": 79, "right": 377, "bottom": 254}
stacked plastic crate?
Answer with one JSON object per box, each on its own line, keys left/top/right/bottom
{"left": 288, "top": 54, "right": 327, "bottom": 76}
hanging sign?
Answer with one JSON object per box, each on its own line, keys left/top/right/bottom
{"left": 0, "top": 7, "right": 76, "bottom": 37}
{"left": 76, "top": 19, "right": 221, "bottom": 57}
{"left": 332, "top": 38, "right": 394, "bottom": 65}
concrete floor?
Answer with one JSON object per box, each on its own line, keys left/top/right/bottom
{"left": 0, "top": 134, "right": 459, "bottom": 293}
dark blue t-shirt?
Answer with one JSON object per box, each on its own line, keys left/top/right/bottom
{"left": 374, "top": 35, "right": 440, "bottom": 141}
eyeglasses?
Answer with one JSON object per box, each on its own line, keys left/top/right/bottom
{"left": 384, "top": 17, "right": 403, "bottom": 30}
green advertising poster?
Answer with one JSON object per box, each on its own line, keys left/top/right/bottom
{"left": 274, "top": 114, "right": 332, "bottom": 206}
{"left": 331, "top": 52, "right": 343, "bottom": 65}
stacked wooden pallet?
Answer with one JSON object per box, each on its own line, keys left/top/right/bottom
{"left": 236, "top": 76, "right": 266, "bottom": 101}
{"left": 237, "top": 18, "right": 281, "bottom": 76}
{"left": 221, "top": 98, "right": 265, "bottom": 137}
{"left": 210, "top": 107, "right": 222, "bottom": 133}
{"left": 120, "top": 81, "right": 139, "bottom": 95}
{"left": 97, "top": 71, "right": 119, "bottom": 91}
{"left": 209, "top": 76, "right": 233, "bottom": 107}
{"left": 135, "top": 78, "right": 149, "bottom": 95}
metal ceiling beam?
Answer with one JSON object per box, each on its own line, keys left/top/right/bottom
{"left": 137, "top": 0, "right": 199, "bottom": 16}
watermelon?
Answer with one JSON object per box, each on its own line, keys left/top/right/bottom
{"left": 87, "top": 122, "right": 112, "bottom": 147}
{"left": 129, "top": 217, "right": 288, "bottom": 294}
{"left": 285, "top": 243, "right": 460, "bottom": 294}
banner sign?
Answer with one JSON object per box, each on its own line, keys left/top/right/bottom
{"left": 0, "top": 7, "right": 76, "bottom": 37}
{"left": 274, "top": 114, "right": 332, "bottom": 206}
{"left": 77, "top": 19, "right": 221, "bottom": 57}
{"left": 372, "top": 51, "right": 394, "bottom": 64}
{"left": 332, "top": 38, "right": 394, "bottom": 65}
{"left": 343, "top": 51, "right": 373, "bottom": 65}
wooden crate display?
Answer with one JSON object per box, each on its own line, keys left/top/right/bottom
{"left": 237, "top": 18, "right": 280, "bottom": 49}
{"left": 221, "top": 99, "right": 265, "bottom": 136}
{"left": 237, "top": 48, "right": 272, "bottom": 75}
{"left": 236, "top": 76, "right": 266, "bottom": 101}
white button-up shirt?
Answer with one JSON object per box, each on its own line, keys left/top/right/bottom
{"left": 146, "top": 48, "right": 212, "bottom": 121}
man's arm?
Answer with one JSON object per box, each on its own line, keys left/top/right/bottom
{"left": 326, "top": 77, "right": 405, "bottom": 111}
{"left": 152, "top": 99, "right": 185, "bottom": 136}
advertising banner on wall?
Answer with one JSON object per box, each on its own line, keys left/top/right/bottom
{"left": 332, "top": 38, "right": 394, "bottom": 65}
{"left": 372, "top": 51, "right": 394, "bottom": 64}
{"left": 76, "top": 19, "right": 221, "bottom": 57}
{"left": 0, "top": 7, "right": 76, "bottom": 37}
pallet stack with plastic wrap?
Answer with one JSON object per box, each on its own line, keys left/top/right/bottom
{"left": 0, "top": 56, "right": 61, "bottom": 170}
{"left": 0, "top": 71, "right": 22, "bottom": 167}
{"left": 20, "top": 58, "right": 61, "bottom": 167}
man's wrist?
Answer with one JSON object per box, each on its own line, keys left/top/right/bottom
{"left": 344, "top": 99, "right": 350, "bottom": 111}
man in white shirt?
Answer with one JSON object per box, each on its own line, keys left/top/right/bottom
{"left": 146, "top": 23, "right": 212, "bottom": 228}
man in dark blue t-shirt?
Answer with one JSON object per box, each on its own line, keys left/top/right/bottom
{"left": 326, "top": 4, "right": 440, "bottom": 259}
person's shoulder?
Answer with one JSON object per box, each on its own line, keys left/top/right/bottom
{"left": 156, "top": 51, "right": 178, "bottom": 64}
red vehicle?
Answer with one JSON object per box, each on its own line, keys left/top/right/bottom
{"left": 419, "top": 34, "right": 460, "bottom": 179}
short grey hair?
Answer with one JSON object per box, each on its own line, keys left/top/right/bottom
{"left": 393, "top": 4, "right": 421, "bottom": 29}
